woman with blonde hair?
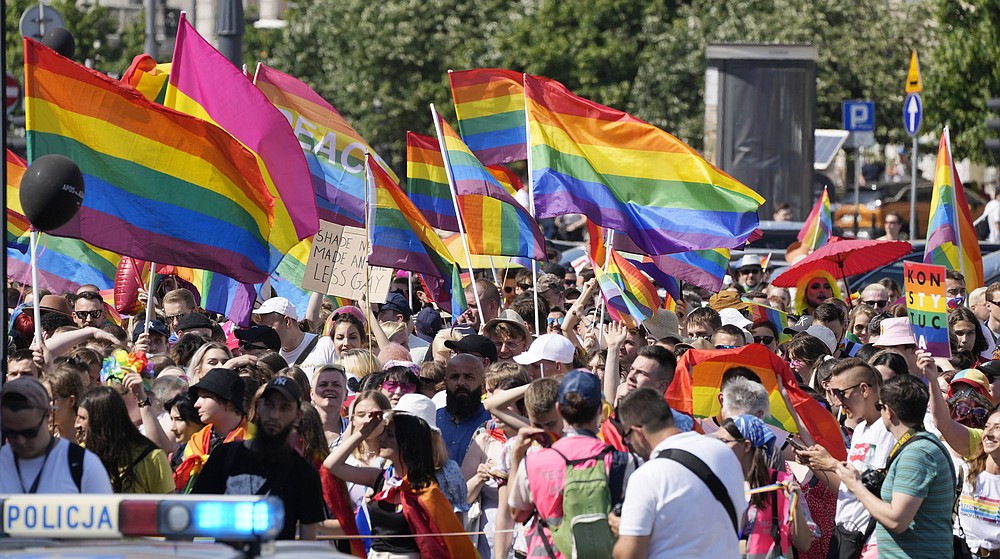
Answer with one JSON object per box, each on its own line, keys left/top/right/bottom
{"left": 185, "top": 342, "right": 232, "bottom": 383}
{"left": 431, "top": 329, "right": 462, "bottom": 365}
{"left": 791, "top": 270, "right": 842, "bottom": 317}
{"left": 338, "top": 348, "right": 380, "bottom": 394}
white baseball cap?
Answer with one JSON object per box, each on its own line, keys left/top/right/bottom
{"left": 252, "top": 297, "right": 299, "bottom": 320}
{"left": 514, "top": 333, "right": 575, "bottom": 365}
{"left": 719, "top": 308, "right": 753, "bottom": 329}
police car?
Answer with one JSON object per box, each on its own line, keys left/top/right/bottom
{"left": 0, "top": 495, "right": 355, "bottom": 559}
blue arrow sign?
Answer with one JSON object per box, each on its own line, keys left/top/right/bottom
{"left": 904, "top": 93, "right": 922, "bottom": 137}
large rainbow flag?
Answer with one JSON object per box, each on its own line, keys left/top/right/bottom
{"left": 254, "top": 64, "right": 393, "bottom": 229}
{"left": 434, "top": 110, "right": 546, "bottom": 260}
{"left": 24, "top": 38, "right": 274, "bottom": 284}
{"left": 367, "top": 158, "right": 466, "bottom": 315}
{"left": 164, "top": 14, "right": 318, "bottom": 268}
{"left": 798, "top": 186, "right": 832, "bottom": 252}
{"left": 525, "top": 74, "right": 764, "bottom": 256}
{"left": 449, "top": 68, "right": 530, "bottom": 165}
{"left": 924, "top": 129, "right": 984, "bottom": 291}
{"left": 6, "top": 149, "right": 30, "bottom": 251}
{"left": 670, "top": 344, "right": 847, "bottom": 461}
{"left": 406, "top": 131, "right": 460, "bottom": 231}
{"left": 8, "top": 233, "right": 121, "bottom": 293}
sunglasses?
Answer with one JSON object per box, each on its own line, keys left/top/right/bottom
{"left": 547, "top": 317, "right": 565, "bottom": 326}
{"left": 715, "top": 344, "right": 740, "bottom": 350}
{"left": 382, "top": 380, "right": 417, "bottom": 394}
{"left": 828, "top": 383, "right": 863, "bottom": 402}
{"left": 863, "top": 300, "right": 888, "bottom": 308}
{"left": 954, "top": 403, "right": 989, "bottom": 421}
{"left": 504, "top": 286, "right": 514, "bottom": 294}
{"left": 74, "top": 309, "right": 103, "bottom": 320}
{"left": 1, "top": 414, "right": 47, "bottom": 440}
{"left": 753, "top": 335, "right": 775, "bottom": 345}
{"left": 166, "top": 311, "right": 191, "bottom": 322}
{"left": 239, "top": 342, "right": 268, "bottom": 352}
{"left": 564, "top": 279, "right": 577, "bottom": 287}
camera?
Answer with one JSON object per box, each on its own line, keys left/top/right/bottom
{"left": 861, "top": 468, "right": 886, "bottom": 495}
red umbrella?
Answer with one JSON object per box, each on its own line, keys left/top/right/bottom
{"left": 770, "top": 237, "right": 912, "bottom": 289}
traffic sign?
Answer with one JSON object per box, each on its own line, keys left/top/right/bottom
{"left": 905, "top": 50, "right": 922, "bottom": 94}
{"left": 5, "top": 71, "right": 19, "bottom": 114}
{"left": 904, "top": 93, "right": 922, "bottom": 137}
{"left": 19, "top": 4, "right": 65, "bottom": 41}
{"left": 843, "top": 101, "right": 875, "bottom": 132}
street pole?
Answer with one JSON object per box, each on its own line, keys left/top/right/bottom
{"left": 854, "top": 148, "right": 862, "bottom": 236}
{"left": 909, "top": 136, "right": 918, "bottom": 241}
{"left": 144, "top": 0, "right": 157, "bottom": 59}
{"left": 215, "top": 0, "right": 244, "bottom": 68}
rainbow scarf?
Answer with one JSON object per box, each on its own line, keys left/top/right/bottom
{"left": 174, "top": 420, "right": 250, "bottom": 492}
{"left": 373, "top": 477, "right": 480, "bottom": 559}
{"left": 317, "top": 464, "right": 366, "bottom": 557}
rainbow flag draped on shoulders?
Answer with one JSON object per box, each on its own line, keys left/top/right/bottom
{"left": 367, "top": 158, "right": 467, "bottom": 316}
{"left": 406, "top": 131, "right": 460, "bottom": 231}
{"left": 670, "top": 344, "right": 847, "bottom": 461}
{"left": 798, "top": 186, "right": 832, "bottom": 252}
{"left": 923, "top": 129, "right": 984, "bottom": 291}
{"left": 525, "top": 74, "right": 764, "bottom": 255}
{"left": 449, "top": 68, "right": 530, "bottom": 165}
{"left": 24, "top": 38, "right": 274, "bottom": 284}
{"left": 434, "top": 109, "right": 546, "bottom": 260}
{"left": 254, "top": 64, "right": 393, "bottom": 229}
{"left": 164, "top": 14, "right": 318, "bottom": 269}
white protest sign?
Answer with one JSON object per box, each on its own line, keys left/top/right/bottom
{"left": 301, "top": 221, "right": 393, "bottom": 303}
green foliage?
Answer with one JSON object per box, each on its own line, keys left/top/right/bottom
{"left": 923, "top": 0, "right": 1000, "bottom": 163}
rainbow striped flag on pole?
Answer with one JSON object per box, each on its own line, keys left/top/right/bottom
{"left": 164, "top": 14, "right": 319, "bottom": 267}
{"left": 406, "top": 132, "right": 460, "bottom": 231}
{"left": 525, "top": 74, "right": 764, "bottom": 255}
{"left": 923, "top": 129, "right": 984, "bottom": 291}
{"left": 8, "top": 233, "right": 121, "bottom": 293}
{"left": 594, "top": 249, "right": 662, "bottom": 326}
{"left": 6, "top": 149, "right": 30, "bottom": 251}
{"left": 254, "top": 64, "right": 393, "bottom": 229}
{"left": 367, "top": 157, "right": 467, "bottom": 315}
{"left": 449, "top": 68, "right": 529, "bottom": 165}
{"left": 798, "top": 186, "right": 832, "bottom": 252}
{"left": 434, "top": 110, "right": 546, "bottom": 260}
{"left": 24, "top": 38, "right": 274, "bottom": 284}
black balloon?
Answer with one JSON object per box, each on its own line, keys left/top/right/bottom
{"left": 20, "top": 155, "right": 85, "bottom": 231}
{"left": 42, "top": 27, "right": 75, "bottom": 59}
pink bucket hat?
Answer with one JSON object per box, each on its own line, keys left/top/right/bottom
{"left": 873, "top": 317, "right": 917, "bottom": 347}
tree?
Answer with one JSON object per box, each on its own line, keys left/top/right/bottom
{"left": 923, "top": 0, "right": 1000, "bottom": 163}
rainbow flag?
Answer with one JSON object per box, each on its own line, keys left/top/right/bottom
{"left": 254, "top": 64, "right": 393, "bottom": 229}
{"left": 525, "top": 74, "right": 764, "bottom": 255}
{"left": 8, "top": 233, "right": 121, "bottom": 293}
{"left": 24, "top": 38, "right": 274, "bottom": 284}
{"left": 670, "top": 344, "right": 847, "bottom": 461}
{"left": 485, "top": 164, "right": 523, "bottom": 196}
{"left": 406, "top": 132, "right": 459, "bottom": 231}
{"left": 924, "top": 129, "right": 984, "bottom": 291}
{"left": 647, "top": 248, "right": 730, "bottom": 293}
{"left": 595, "top": 249, "right": 662, "bottom": 326}
{"left": 6, "top": 149, "right": 30, "bottom": 251}
{"left": 367, "top": 158, "right": 467, "bottom": 316}
{"left": 745, "top": 302, "right": 791, "bottom": 342}
{"left": 164, "top": 14, "right": 319, "bottom": 268}
{"left": 449, "top": 68, "right": 529, "bottom": 165}
{"left": 162, "top": 266, "right": 256, "bottom": 325}
{"left": 268, "top": 239, "right": 314, "bottom": 312}
{"left": 434, "top": 110, "right": 546, "bottom": 260}
{"left": 121, "top": 54, "right": 171, "bottom": 104}
{"left": 798, "top": 186, "right": 832, "bottom": 251}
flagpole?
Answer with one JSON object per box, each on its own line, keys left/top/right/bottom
{"left": 488, "top": 257, "right": 500, "bottom": 289}
{"left": 144, "top": 262, "right": 157, "bottom": 335}
{"left": 363, "top": 153, "right": 375, "bottom": 362}
{"left": 522, "top": 74, "right": 542, "bottom": 336}
{"left": 29, "top": 229, "right": 42, "bottom": 349}
{"left": 430, "top": 104, "right": 483, "bottom": 322}
{"left": 597, "top": 227, "right": 614, "bottom": 345}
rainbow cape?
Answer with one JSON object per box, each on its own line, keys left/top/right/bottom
{"left": 24, "top": 38, "right": 273, "bottom": 284}
{"left": 164, "top": 14, "right": 318, "bottom": 269}
{"left": 434, "top": 110, "right": 546, "bottom": 260}
{"left": 669, "top": 344, "right": 847, "bottom": 461}
{"left": 406, "top": 131, "right": 460, "bottom": 231}
{"left": 254, "top": 64, "right": 393, "bottom": 229}
{"left": 367, "top": 158, "right": 467, "bottom": 316}
{"left": 525, "top": 74, "right": 764, "bottom": 256}
{"left": 923, "top": 129, "right": 984, "bottom": 291}
{"left": 798, "top": 186, "right": 832, "bottom": 252}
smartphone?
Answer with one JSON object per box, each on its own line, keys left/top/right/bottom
{"left": 787, "top": 438, "right": 806, "bottom": 451}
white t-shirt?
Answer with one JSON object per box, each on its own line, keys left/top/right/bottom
{"left": 0, "top": 438, "right": 113, "bottom": 493}
{"left": 280, "top": 333, "right": 337, "bottom": 383}
{"left": 984, "top": 199, "right": 1000, "bottom": 243}
{"left": 618, "top": 431, "right": 748, "bottom": 559}
{"left": 956, "top": 464, "right": 1000, "bottom": 552}
{"left": 836, "top": 418, "right": 895, "bottom": 540}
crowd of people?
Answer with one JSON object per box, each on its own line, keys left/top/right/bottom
{"left": 2, "top": 249, "right": 1000, "bottom": 559}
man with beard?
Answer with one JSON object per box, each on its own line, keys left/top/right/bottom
{"left": 192, "top": 376, "right": 324, "bottom": 540}
{"left": 437, "top": 353, "right": 491, "bottom": 467}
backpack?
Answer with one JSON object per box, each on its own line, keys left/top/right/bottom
{"left": 536, "top": 445, "right": 627, "bottom": 559}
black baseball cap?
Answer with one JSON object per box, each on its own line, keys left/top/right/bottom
{"left": 262, "top": 375, "right": 303, "bottom": 405}
{"left": 444, "top": 334, "right": 498, "bottom": 364}
{"left": 234, "top": 325, "right": 281, "bottom": 351}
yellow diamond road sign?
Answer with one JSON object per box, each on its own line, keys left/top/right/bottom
{"left": 905, "top": 50, "right": 922, "bottom": 94}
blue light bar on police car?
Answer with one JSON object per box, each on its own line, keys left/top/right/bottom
{"left": 0, "top": 495, "right": 284, "bottom": 541}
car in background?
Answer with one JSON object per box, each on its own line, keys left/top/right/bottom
{"left": 833, "top": 181, "right": 987, "bottom": 239}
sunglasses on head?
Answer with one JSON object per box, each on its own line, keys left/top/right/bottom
{"left": 753, "top": 335, "right": 775, "bottom": 345}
